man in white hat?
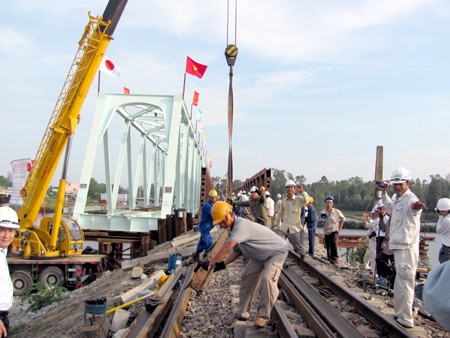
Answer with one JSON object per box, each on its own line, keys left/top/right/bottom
{"left": 0, "top": 205, "right": 20, "bottom": 337}
{"left": 264, "top": 191, "right": 275, "bottom": 229}
{"left": 378, "top": 167, "right": 426, "bottom": 328}
{"left": 274, "top": 180, "right": 310, "bottom": 258}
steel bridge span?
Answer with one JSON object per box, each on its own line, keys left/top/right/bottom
{"left": 72, "top": 92, "right": 269, "bottom": 259}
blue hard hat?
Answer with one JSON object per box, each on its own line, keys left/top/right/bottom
{"left": 325, "top": 195, "right": 334, "bottom": 201}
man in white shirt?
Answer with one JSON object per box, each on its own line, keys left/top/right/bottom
{"left": 274, "top": 180, "right": 310, "bottom": 258}
{"left": 0, "top": 205, "right": 20, "bottom": 338}
{"left": 379, "top": 167, "right": 426, "bottom": 329}
{"left": 264, "top": 191, "right": 275, "bottom": 229}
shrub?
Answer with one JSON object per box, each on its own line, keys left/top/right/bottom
{"left": 24, "top": 282, "right": 67, "bottom": 313}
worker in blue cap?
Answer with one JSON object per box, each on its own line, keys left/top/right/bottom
{"left": 317, "top": 195, "right": 345, "bottom": 265}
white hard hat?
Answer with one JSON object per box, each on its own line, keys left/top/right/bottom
{"left": 436, "top": 198, "right": 450, "bottom": 211}
{"left": 237, "top": 192, "right": 242, "bottom": 197}
{"left": 390, "top": 167, "right": 411, "bottom": 184}
{"left": 265, "top": 191, "right": 270, "bottom": 196}
{"left": 285, "top": 180, "right": 296, "bottom": 187}
{"left": 276, "top": 194, "right": 282, "bottom": 198}
{"left": 242, "top": 191, "right": 246, "bottom": 194}
{"left": 250, "top": 186, "right": 258, "bottom": 193}
{"left": 0, "top": 206, "right": 19, "bottom": 229}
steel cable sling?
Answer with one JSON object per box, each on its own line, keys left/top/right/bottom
{"left": 225, "top": 0, "right": 238, "bottom": 196}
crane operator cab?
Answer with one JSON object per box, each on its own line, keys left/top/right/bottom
{"left": 12, "top": 215, "right": 84, "bottom": 258}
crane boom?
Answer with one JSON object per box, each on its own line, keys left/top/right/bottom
{"left": 16, "top": 0, "right": 128, "bottom": 257}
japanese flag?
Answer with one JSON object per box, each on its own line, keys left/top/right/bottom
{"left": 99, "top": 56, "right": 121, "bottom": 77}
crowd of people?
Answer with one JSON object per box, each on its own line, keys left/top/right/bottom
{"left": 194, "top": 166, "right": 450, "bottom": 330}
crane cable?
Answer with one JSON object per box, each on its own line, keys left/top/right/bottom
{"left": 225, "top": 0, "right": 238, "bottom": 196}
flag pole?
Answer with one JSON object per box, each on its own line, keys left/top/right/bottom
{"left": 190, "top": 104, "right": 193, "bottom": 120}
{"left": 98, "top": 71, "right": 101, "bottom": 96}
{"left": 182, "top": 72, "right": 187, "bottom": 100}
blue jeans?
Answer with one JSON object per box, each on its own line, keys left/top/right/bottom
{"left": 307, "top": 229, "right": 316, "bottom": 256}
{"left": 196, "top": 232, "right": 213, "bottom": 254}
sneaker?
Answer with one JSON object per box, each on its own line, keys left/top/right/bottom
{"left": 254, "top": 317, "right": 269, "bottom": 328}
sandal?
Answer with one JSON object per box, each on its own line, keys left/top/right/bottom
{"left": 226, "top": 314, "right": 249, "bottom": 325}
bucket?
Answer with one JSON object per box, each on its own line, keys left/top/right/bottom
{"left": 168, "top": 254, "right": 182, "bottom": 274}
{"left": 84, "top": 297, "right": 107, "bottom": 323}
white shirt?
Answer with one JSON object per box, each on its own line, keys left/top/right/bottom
{"left": 437, "top": 214, "right": 450, "bottom": 247}
{"left": 265, "top": 197, "right": 275, "bottom": 217}
{"left": 373, "top": 215, "right": 389, "bottom": 237}
{"left": 0, "top": 247, "right": 13, "bottom": 311}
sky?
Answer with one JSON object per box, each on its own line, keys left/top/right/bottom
{"left": 1, "top": 0, "right": 450, "bottom": 186}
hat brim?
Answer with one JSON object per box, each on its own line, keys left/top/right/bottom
{"left": 390, "top": 180, "right": 407, "bottom": 184}
{"left": 0, "top": 223, "right": 19, "bottom": 229}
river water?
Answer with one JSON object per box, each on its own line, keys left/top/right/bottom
{"left": 317, "top": 228, "right": 441, "bottom": 270}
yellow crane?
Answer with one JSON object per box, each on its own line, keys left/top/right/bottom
{"left": 8, "top": 0, "right": 128, "bottom": 295}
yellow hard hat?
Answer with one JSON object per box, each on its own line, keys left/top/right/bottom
{"left": 309, "top": 197, "right": 314, "bottom": 203}
{"left": 209, "top": 189, "right": 218, "bottom": 198}
{"left": 260, "top": 186, "right": 266, "bottom": 191}
{"left": 211, "top": 201, "right": 233, "bottom": 225}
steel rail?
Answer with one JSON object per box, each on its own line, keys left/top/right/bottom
{"left": 160, "top": 264, "right": 196, "bottom": 338}
{"left": 271, "top": 301, "right": 299, "bottom": 338}
{"left": 123, "top": 266, "right": 185, "bottom": 338}
{"left": 283, "top": 265, "right": 365, "bottom": 338}
{"left": 289, "top": 251, "right": 416, "bottom": 338}
{"left": 277, "top": 274, "right": 334, "bottom": 338}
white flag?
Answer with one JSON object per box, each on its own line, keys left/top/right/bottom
{"left": 99, "top": 56, "right": 121, "bottom": 77}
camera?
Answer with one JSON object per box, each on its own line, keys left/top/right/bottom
{"left": 368, "top": 231, "right": 376, "bottom": 239}
{"left": 374, "top": 180, "right": 387, "bottom": 188}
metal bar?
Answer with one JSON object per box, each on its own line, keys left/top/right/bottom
{"left": 290, "top": 254, "right": 415, "bottom": 338}
{"left": 271, "top": 301, "right": 299, "bottom": 338}
{"left": 279, "top": 273, "right": 338, "bottom": 338}
{"left": 283, "top": 265, "right": 365, "bottom": 338}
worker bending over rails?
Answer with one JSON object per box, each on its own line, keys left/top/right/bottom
{"left": 200, "top": 201, "right": 288, "bottom": 328}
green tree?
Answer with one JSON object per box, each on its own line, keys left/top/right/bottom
{"left": 0, "top": 175, "right": 9, "bottom": 188}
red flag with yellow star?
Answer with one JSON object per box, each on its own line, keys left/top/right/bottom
{"left": 185, "top": 56, "right": 207, "bottom": 79}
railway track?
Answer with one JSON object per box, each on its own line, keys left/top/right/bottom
{"left": 122, "top": 249, "right": 423, "bottom": 337}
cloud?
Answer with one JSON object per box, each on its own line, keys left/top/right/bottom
{"left": 0, "top": 28, "right": 33, "bottom": 56}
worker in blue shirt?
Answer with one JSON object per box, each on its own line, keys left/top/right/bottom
{"left": 193, "top": 189, "right": 218, "bottom": 261}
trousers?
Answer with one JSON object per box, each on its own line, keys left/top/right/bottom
{"left": 324, "top": 231, "right": 339, "bottom": 261}
{"left": 393, "top": 247, "right": 419, "bottom": 327}
{"left": 235, "top": 251, "right": 288, "bottom": 319}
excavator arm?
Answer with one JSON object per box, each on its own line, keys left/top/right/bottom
{"left": 17, "top": 0, "right": 128, "bottom": 257}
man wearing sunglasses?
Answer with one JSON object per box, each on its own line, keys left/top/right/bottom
{"left": 0, "top": 205, "right": 20, "bottom": 338}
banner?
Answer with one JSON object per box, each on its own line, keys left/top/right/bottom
{"left": 10, "top": 158, "right": 32, "bottom": 206}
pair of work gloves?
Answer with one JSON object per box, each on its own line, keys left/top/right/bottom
{"left": 194, "top": 260, "right": 226, "bottom": 273}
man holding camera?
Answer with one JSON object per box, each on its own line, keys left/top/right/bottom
{"left": 377, "top": 167, "right": 426, "bottom": 329}
{"left": 318, "top": 195, "right": 345, "bottom": 265}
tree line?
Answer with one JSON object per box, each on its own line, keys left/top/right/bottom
{"left": 215, "top": 169, "right": 450, "bottom": 216}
